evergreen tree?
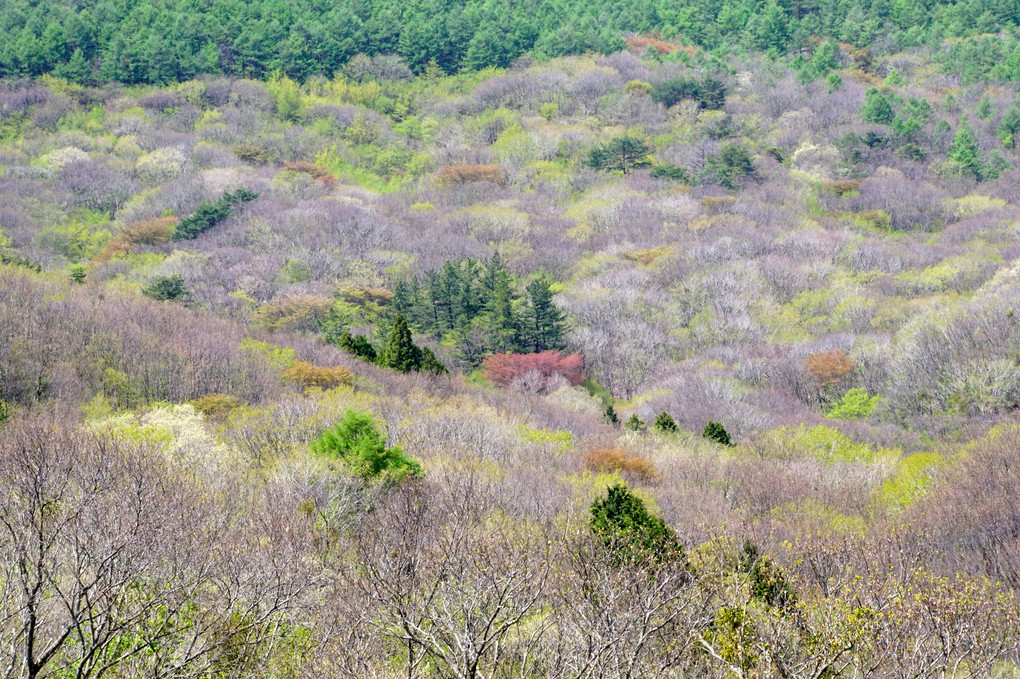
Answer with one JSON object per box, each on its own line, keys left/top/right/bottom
{"left": 702, "top": 420, "right": 732, "bottom": 445}
{"left": 949, "top": 117, "right": 983, "bottom": 179}
{"left": 653, "top": 411, "right": 678, "bottom": 433}
{"left": 380, "top": 314, "right": 421, "bottom": 372}
{"left": 997, "top": 107, "right": 1020, "bottom": 148}
{"left": 338, "top": 331, "right": 378, "bottom": 363}
{"left": 481, "top": 257, "right": 520, "bottom": 353}
{"left": 523, "top": 275, "right": 566, "bottom": 351}
{"left": 861, "top": 88, "right": 895, "bottom": 124}
{"left": 604, "top": 403, "right": 620, "bottom": 426}
{"left": 587, "top": 134, "right": 651, "bottom": 174}
{"left": 590, "top": 483, "right": 685, "bottom": 563}
{"left": 625, "top": 414, "right": 645, "bottom": 432}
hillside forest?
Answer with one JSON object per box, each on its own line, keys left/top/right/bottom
{"left": 2, "top": 16, "right": 1020, "bottom": 679}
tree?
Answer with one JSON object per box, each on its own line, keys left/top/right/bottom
{"left": 996, "top": 107, "right": 1020, "bottom": 148}
{"left": 626, "top": 414, "right": 645, "bottom": 432}
{"left": 590, "top": 483, "right": 685, "bottom": 563}
{"left": 338, "top": 330, "right": 378, "bottom": 363}
{"left": 604, "top": 403, "right": 620, "bottom": 426}
{"left": 523, "top": 275, "right": 567, "bottom": 352}
{"left": 861, "top": 88, "right": 894, "bottom": 124}
{"left": 949, "top": 117, "right": 983, "bottom": 179}
{"left": 380, "top": 314, "right": 422, "bottom": 372}
{"left": 702, "top": 143, "right": 756, "bottom": 189}
{"left": 587, "top": 134, "right": 651, "bottom": 174}
{"left": 379, "top": 314, "right": 447, "bottom": 375}
{"left": 142, "top": 273, "right": 188, "bottom": 301}
{"left": 653, "top": 411, "right": 678, "bottom": 433}
{"left": 702, "top": 420, "right": 732, "bottom": 445}
{"left": 172, "top": 188, "right": 258, "bottom": 241}
{"left": 311, "top": 409, "right": 422, "bottom": 481}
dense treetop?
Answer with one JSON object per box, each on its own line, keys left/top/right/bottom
{"left": 5, "top": 0, "right": 1020, "bottom": 82}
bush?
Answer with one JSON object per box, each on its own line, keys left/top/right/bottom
{"left": 142, "top": 274, "right": 188, "bottom": 302}
{"left": 583, "top": 448, "right": 660, "bottom": 483}
{"left": 625, "top": 414, "right": 645, "bottom": 432}
{"left": 284, "top": 161, "right": 337, "bottom": 187}
{"left": 233, "top": 143, "right": 270, "bottom": 164}
{"left": 190, "top": 393, "right": 241, "bottom": 419}
{"left": 739, "top": 541, "right": 797, "bottom": 611}
{"left": 311, "top": 409, "right": 422, "bottom": 482}
{"left": 435, "top": 163, "right": 507, "bottom": 187}
{"left": 282, "top": 361, "right": 354, "bottom": 390}
{"left": 702, "top": 420, "right": 732, "bottom": 445}
{"left": 651, "top": 163, "right": 689, "bottom": 181}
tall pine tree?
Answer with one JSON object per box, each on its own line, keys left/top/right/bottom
{"left": 380, "top": 314, "right": 421, "bottom": 372}
{"left": 523, "top": 275, "right": 567, "bottom": 352}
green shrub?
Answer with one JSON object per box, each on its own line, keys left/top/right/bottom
{"left": 311, "top": 409, "right": 423, "bottom": 482}
{"left": 653, "top": 411, "right": 678, "bottom": 433}
{"left": 142, "top": 273, "right": 188, "bottom": 301}
{"left": 625, "top": 414, "right": 645, "bottom": 432}
{"left": 826, "top": 388, "right": 879, "bottom": 420}
{"left": 172, "top": 188, "right": 258, "bottom": 241}
{"left": 590, "top": 483, "right": 684, "bottom": 563}
{"left": 702, "top": 420, "right": 732, "bottom": 445}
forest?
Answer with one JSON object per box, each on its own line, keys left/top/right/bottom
{"left": 2, "top": 11, "right": 1020, "bottom": 678}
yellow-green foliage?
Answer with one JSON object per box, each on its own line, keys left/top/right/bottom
{"left": 955, "top": 194, "right": 1007, "bottom": 216}
{"left": 826, "top": 388, "right": 879, "bottom": 420}
{"left": 267, "top": 72, "right": 304, "bottom": 121}
{"left": 190, "top": 393, "right": 242, "bottom": 419}
{"left": 38, "top": 211, "right": 112, "bottom": 262}
{"left": 770, "top": 499, "right": 866, "bottom": 534}
{"left": 252, "top": 294, "right": 333, "bottom": 332}
{"left": 753, "top": 424, "right": 896, "bottom": 464}
{"left": 872, "top": 452, "right": 947, "bottom": 510}
{"left": 460, "top": 204, "right": 531, "bottom": 243}
{"left": 518, "top": 424, "right": 574, "bottom": 453}
{"left": 239, "top": 337, "right": 296, "bottom": 371}
{"left": 92, "top": 404, "right": 239, "bottom": 477}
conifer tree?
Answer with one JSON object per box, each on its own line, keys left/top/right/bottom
{"left": 949, "top": 117, "right": 983, "bottom": 179}
{"left": 702, "top": 420, "right": 732, "bottom": 446}
{"left": 523, "top": 275, "right": 566, "bottom": 352}
{"left": 380, "top": 314, "right": 421, "bottom": 372}
{"left": 653, "top": 411, "right": 678, "bottom": 433}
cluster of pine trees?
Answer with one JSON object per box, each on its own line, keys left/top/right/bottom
{"left": 3, "top": 0, "right": 1020, "bottom": 82}
{"left": 390, "top": 255, "right": 567, "bottom": 364}
{"left": 324, "top": 255, "right": 567, "bottom": 371}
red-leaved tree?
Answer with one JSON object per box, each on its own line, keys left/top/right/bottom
{"left": 483, "top": 351, "right": 585, "bottom": 390}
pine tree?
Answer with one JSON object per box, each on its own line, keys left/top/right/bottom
{"left": 482, "top": 266, "right": 520, "bottom": 353}
{"left": 949, "top": 117, "right": 983, "bottom": 179}
{"left": 861, "top": 88, "right": 894, "bottom": 125}
{"left": 625, "top": 414, "right": 645, "bottom": 432}
{"left": 338, "top": 331, "right": 377, "bottom": 363}
{"left": 590, "top": 483, "right": 685, "bottom": 563}
{"left": 523, "top": 275, "right": 566, "bottom": 352}
{"left": 653, "top": 411, "right": 678, "bottom": 433}
{"left": 702, "top": 420, "right": 732, "bottom": 446}
{"left": 380, "top": 314, "right": 421, "bottom": 372}
{"left": 604, "top": 403, "right": 620, "bottom": 426}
